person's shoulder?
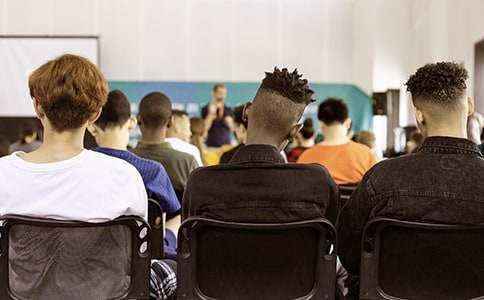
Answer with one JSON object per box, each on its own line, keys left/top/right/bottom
{"left": 85, "top": 150, "right": 141, "bottom": 178}
{"left": 349, "top": 141, "right": 373, "bottom": 153}
{"left": 296, "top": 145, "right": 321, "bottom": 162}
{"left": 0, "top": 153, "right": 15, "bottom": 167}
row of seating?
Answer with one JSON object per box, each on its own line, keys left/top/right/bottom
{"left": 2, "top": 208, "right": 484, "bottom": 299}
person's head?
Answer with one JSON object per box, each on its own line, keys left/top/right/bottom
{"left": 233, "top": 104, "right": 249, "bottom": 144}
{"left": 88, "top": 90, "right": 136, "bottom": 149}
{"left": 405, "top": 130, "right": 424, "bottom": 153}
{"left": 317, "top": 98, "right": 351, "bottom": 138}
{"left": 295, "top": 118, "right": 315, "bottom": 146}
{"left": 245, "top": 67, "right": 314, "bottom": 150}
{"left": 354, "top": 130, "right": 376, "bottom": 149}
{"left": 167, "top": 110, "right": 191, "bottom": 142}
{"left": 190, "top": 117, "right": 206, "bottom": 140}
{"left": 0, "top": 136, "right": 9, "bottom": 157}
{"left": 212, "top": 84, "right": 227, "bottom": 103}
{"left": 18, "top": 121, "right": 38, "bottom": 144}
{"left": 29, "top": 54, "right": 108, "bottom": 135}
{"left": 137, "top": 92, "right": 172, "bottom": 138}
{"left": 405, "top": 62, "right": 470, "bottom": 138}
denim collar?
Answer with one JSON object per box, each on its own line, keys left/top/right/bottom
{"left": 230, "top": 144, "right": 285, "bottom": 164}
{"left": 418, "top": 136, "right": 482, "bottom": 157}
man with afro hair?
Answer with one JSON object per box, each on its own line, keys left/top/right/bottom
{"left": 338, "top": 62, "right": 484, "bottom": 297}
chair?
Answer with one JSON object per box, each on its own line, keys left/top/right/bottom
{"left": 148, "top": 199, "right": 165, "bottom": 259}
{"left": 338, "top": 184, "right": 358, "bottom": 209}
{"left": 177, "top": 217, "right": 337, "bottom": 300}
{"left": 359, "top": 218, "right": 484, "bottom": 300}
{"left": 0, "top": 215, "right": 151, "bottom": 300}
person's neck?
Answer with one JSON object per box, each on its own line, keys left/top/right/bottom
{"left": 246, "top": 132, "right": 282, "bottom": 150}
{"left": 425, "top": 124, "right": 467, "bottom": 139}
{"left": 140, "top": 128, "right": 167, "bottom": 144}
{"left": 299, "top": 138, "right": 314, "bottom": 148}
{"left": 22, "top": 128, "right": 85, "bottom": 163}
{"left": 320, "top": 126, "right": 349, "bottom": 145}
{"left": 96, "top": 133, "right": 128, "bottom": 151}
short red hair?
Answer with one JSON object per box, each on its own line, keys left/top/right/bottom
{"left": 29, "top": 54, "right": 108, "bottom": 132}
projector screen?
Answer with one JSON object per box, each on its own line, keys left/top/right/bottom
{"left": 0, "top": 37, "right": 99, "bottom": 116}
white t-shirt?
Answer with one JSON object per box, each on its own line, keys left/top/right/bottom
{"left": 166, "top": 137, "right": 203, "bottom": 166}
{"left": 0, "top": 150, "right": 147, "bottom": 222}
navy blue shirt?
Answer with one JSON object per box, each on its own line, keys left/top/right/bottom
{"left": 94, "top": 147, "right": 181, "bottom": 218}
{"left": 202, "top": 104, "right": 234, "bottom": 147}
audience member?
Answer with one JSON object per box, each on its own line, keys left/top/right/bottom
{"left": 219, "top": 104, "right": 249, "bottom": 164}
{"left": 133, "top": 92, "right": 198, "bottom": 200}
{"left": 354, "top": 130, "right": 383, "bottom": 160}
{"left": 183, "top": 67, "right": 338, "bottom": 223}
{"left": 202, "top": 84, "right": 234, "bottom": 147}
{"left": 286, "top": 118, "right": 315, "bottom": 162}
{"left": 9, "top": 121, "right": 42, "bottom": 153}
{"left": 0, "top": 135, "right": 10, "bottom": 157}
{"left": 338, "top": 62, "right": 484, "bottom": 296}
{"left": 0, "top": 54, "right": 177, "bottom": 299}
{"left": 88, "top": 90, "right": 181, "bottom": 258}
{"left": 190, "top": 117, "right": 220, "bottom": 165}
{"left": 297, "top": 98, "right": 376, "bottom": 184}
{"left": 467, "top": 100, "right": 484, "bottom": 144}
{"left": 405, "top": 130, "right": 424, "bottom": 153}
{"left": 166, "top": 110, "right": 203, "bottom": 166}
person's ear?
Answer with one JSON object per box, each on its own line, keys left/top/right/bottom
{"left": 344, "top": 118, "right": 352, "bottom": 130}
{"left": 415, "top": 107, "right": 425, "bottom": 124}
{"left": 87, "top": 109, "right": 102, "bottom": 125}
{"left": 127, "top": 117, "right": 137, "bottom": 133}
{"left": 468, "top": 96, "right": 475, "bottom": 116}
{"left": 168, "top": 115, "right": 174, "bottom": 128}
{"left": 137, "top": 114, "right": 142, "bottom": 126}
{"left": 242, "top": 102, "right": 252, "bottom": 123}
{"left": 32, "top": 98, "right": 45, "bottom": 120}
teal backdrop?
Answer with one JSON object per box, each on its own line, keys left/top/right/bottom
{"left": 108, "top": 81, "right": 373, "bottom": 132}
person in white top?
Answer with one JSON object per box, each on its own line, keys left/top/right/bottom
{"left": 0, "top": 54, "right": 147, "bottom": 221}
{"left": 166, "top": 110, "right": 203, "bottom": 166}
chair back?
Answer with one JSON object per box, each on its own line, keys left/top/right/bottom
{"left": 178, "top": 217, "right": 337, "bottom": 300}
{"left": 360, "top": 218, "right": 484, "bottom": 300}
{"left": 148, "top": 199, "right": 164, "bottom": 259}
{"left": 0, "top": 215, "right": 150, "bottom": 300}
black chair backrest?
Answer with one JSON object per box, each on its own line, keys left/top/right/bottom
{"left": 360, "top": 218, "right": 484, "bottom": 300}
{"left": 148, "top": 199, "right": 164, "bottom": 259}
{"left": 178, "top": 217, "right": 337, "bottom": 300}
{"left": 0, "top": 215, "right": 151, "bottom": 300}
{"left": 338, "top": 184, "right": 358, "bottom": 209}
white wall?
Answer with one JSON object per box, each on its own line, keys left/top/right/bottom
{"left": 0, "top": 0, "right": 364, "bottom": 88}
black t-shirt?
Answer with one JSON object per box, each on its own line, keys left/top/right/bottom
{"left": 202, "top": 105, "right": 234, "bottom": 147}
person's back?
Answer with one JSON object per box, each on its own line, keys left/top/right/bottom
{"left": 297, "top": 99, "right": 376, "bottom": 184}
{"left": 298, "top": 141, "right": 374, "bottom": 184}
{"left": 0, "top": 54, "right": 147, "bottom": 299}
{"left": 133, "top": 92, "right": 198, "bottom": 197}
{"left": 183, "top": 68, "right": 338, "bottom": 224}
{"left": 338, "top": 62, "right": 484, "bottom": 296}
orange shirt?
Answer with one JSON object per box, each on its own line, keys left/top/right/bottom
{"left": 297, "top": 141, "right": 376, "bottom": 185}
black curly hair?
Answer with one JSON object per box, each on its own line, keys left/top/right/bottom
{"left": 260, "top": 67, "right": 315, "bottom": 104}
{"left": 405, "top": 62, "right": 468, "bottom": 105}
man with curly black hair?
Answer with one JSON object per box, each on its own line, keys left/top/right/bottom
{"left": 183, "top": 67, "right": 338, "bottom": 223}
{"left": 338, "top": 62, "right": 484, "bottom": 297}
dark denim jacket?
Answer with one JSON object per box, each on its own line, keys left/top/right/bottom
{"left": 338, "top": 136, "right": 484, "bottom": 275}
{"left": 183, "top": 144, "right": 339, "bottom": 224}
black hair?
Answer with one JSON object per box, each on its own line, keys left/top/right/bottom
{"left": 318, "top": 98, "right": 349, "bottom": 125}
{"left": 138, "top": 92, "right": 172, "bottom": 129}
{"left": 300, "top": 118, "right": 315, "bottom": 139}
{"left": 95, "top": 90, "right": 131, "bottom": 129}
{"left": 233, "top": 104, "right": 248, "bottom": 129}
{"left": 259, "top": 67, "right": 314, "bottom": 104}
{"left": 405, "top": 62, "right": 468, "bottom": 106}
{"left": 0, "top": 135, "right": 9, "bottom": 157}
